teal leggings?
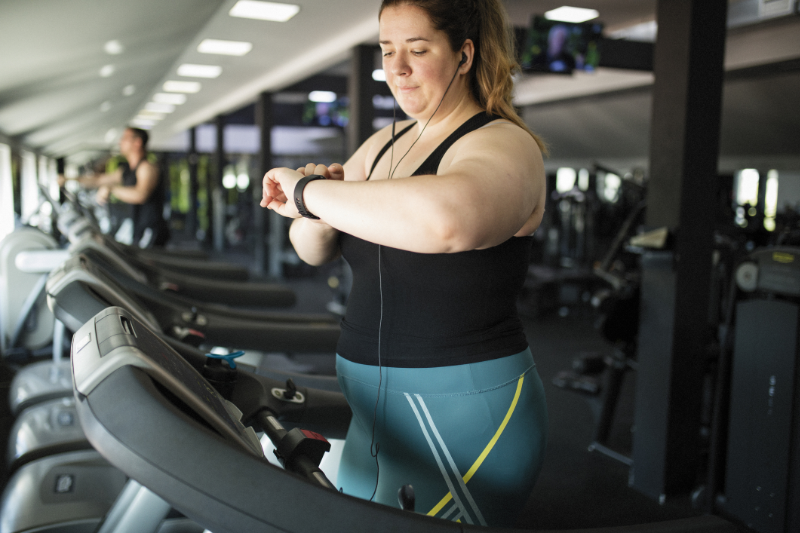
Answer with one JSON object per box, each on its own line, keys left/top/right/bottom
{"left": 335, "top": 349, "right": 548, "bottom": 528}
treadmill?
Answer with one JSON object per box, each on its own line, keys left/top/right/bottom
{"left": 67, "top": 306, "right": 740, "bottom": 533}
{"left": 45, "top": 254, "right": 341, "bottom": 355}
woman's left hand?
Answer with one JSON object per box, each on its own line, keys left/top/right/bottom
{"left": 260, "top": 167, "right": 303, "bottom": 218}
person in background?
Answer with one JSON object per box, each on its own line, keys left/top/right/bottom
{"left": 61, "top": 126, "right": 169, "bottom": 248}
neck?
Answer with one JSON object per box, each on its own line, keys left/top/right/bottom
{"left": 126, "top": 151, "right": 145, "bottom": 169}
{"left": 410, "top": 94, "right": 483, "bottom": 138}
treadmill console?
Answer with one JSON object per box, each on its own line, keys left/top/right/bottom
{"left": 71, "top": 306, "right": 263, "bottom": 457}
{"left": 736, "top": 247, "right": 800, "bottom": 297}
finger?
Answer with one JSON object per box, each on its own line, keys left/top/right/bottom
{"left": 304, "top": 163, "right": 317, "bottom": 176}
{"left": 328, "top": 163, "right": 345, "bottom": 181}
{"left": 313, "top": 164, "right": 331, "bottom": 178}
{"left": 296, "top": 167, "right": 306, "bottom": 175}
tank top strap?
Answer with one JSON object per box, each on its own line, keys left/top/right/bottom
{"left": 412, "top": 112, "right": 500, "bottom": 176}
{"left": 366, "top": 122, "right": 417, "bottom": 181}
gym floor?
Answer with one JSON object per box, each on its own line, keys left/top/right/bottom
{"left": 0, "top": 268, "right": 704, "bottom": 530}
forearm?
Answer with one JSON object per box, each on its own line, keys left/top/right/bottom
{"left": 79, "top": 172, "right": 120, "bottom": 188}
{"left": 289, "top": 218, "right": 341, "bottom": 266}
{"left": 109, "top": 185, "right": 147, "bottom": 204}
{"left": 301, "top": 176, "right": 493, "bottom": 253}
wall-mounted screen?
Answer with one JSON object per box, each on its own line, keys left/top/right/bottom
{"left": 519, "top": 16, "right": 603, "bottom": 74}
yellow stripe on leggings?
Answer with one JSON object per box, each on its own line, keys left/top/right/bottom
{"left": 427, "top": 374, "right": 525, "bottom": 517}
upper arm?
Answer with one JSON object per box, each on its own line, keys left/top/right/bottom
{"left": 436, "top": 122, "right": 545, "bottom": 249}
{"left": 131, "top": 162, "right": 159, "bottom": 204}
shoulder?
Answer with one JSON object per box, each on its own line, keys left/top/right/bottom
{"left": 135, "top": 160, "right": 160, "bottom": 183}
{"left": 445, "top": 118, "right": 542, "bottom": 169}
{"left": 137, "top": 160, "right": 159, "bottom": 176}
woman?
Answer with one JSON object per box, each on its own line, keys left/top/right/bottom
{"left": 262, "top": 0, "right": 547, "bottom": 526}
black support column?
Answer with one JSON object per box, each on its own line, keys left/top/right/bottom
{"left": 254, "top": 91, "right": 273, "bottom": 276}
{"left": 348, "top": 44, "right": 378, "bottom": 156}
{"left": 187, "top": 127, "right": 198, "bottom": 240}
{"left": 631, "top": 0, "right": 728, "bottom": 500}
{"left": 213, "top": 114, "right": 225, "bottom": 252}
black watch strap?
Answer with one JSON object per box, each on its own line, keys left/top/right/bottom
{"left": 294, "top": 174, "right": 326, "bottom": 219}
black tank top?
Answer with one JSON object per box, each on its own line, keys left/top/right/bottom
{"left": 121, "top": 159, "right": 167, "bottom": 245}
{"left": 337, "top": 112, "right": 533, "bottom": 368}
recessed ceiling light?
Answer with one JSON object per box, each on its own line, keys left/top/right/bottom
{"left": 122, "top": 85, "right": 136, "bottom": 96}
{"left": 130, "top": 118, "right": 155, "bottom": 129}
{"left": 309, "top": 91, "right": 336, "bottom": 103}
{"left": 104, "top": 40, "right": 124, "bottom": 55}
{"left": 145, "top": 102, "right": 175, "bottom": 114}
{"left": 136, "top": 111, "right": 165, "bottom": 121}
{"left": 153, "top": 93, "right": 187, "bottom": 105}
{"left": 177, "top": 64, "right": 222, "bottom": 78}
{"left": 372, "top": 69, "right": 386, "bottom": 82}
{"left": 99, "top": 101, "right": 112, "bottom": 112}
{"left": 197, "top": 38, "right": 253, "bottom": 56}
{"left": 229, "top": 1, "right": 300, "bottom": 22}
{"left": 99, "top": 64, "right": 115, "bottom": 78}
{"left": 544, "top": 6, "right": 599, "bottom": 23}
{"left": 105, "top": 129, "right": 119, "bottom": 143}
{"left": 163, "top": 80, "right": 202, "bottom": 93}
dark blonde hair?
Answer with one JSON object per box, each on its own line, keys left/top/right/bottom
{"left": 379, "top": 0, "right": 547, "bottom": 154}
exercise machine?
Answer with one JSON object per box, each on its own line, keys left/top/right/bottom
{"left": 61, "top": 305, "right": 739, "bottom": 533}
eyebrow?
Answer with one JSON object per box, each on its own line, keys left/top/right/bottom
{"left": 379, "top": 37, "right": 430, "bottom": 45}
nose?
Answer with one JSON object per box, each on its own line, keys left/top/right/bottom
{"left": 388, "top": 51, "right": 410, "bottom": 77}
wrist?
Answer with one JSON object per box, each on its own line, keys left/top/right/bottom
{"left": 294, "top": 174, "right": 326, "bottom": 219}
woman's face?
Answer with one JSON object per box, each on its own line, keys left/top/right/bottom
{"left": 379, "top": 4, "right": 461, "bottom": 119}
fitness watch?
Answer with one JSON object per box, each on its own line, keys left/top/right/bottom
{"left": 293, "top": 174, "right": 326, "bottom": 220}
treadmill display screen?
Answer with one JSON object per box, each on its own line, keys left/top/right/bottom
{"left": 96, "top": 311, "right": 241, "bottom": 435}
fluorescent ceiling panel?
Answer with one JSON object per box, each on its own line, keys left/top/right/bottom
{"left": 177, "top": 64, "right": 222, "bottom": 78}
{"left": 145, "top": 102, "right": 176, "bottom": 113}
{"left": 309, "top": 90, "right": 336, "bottom": 103}
{"left": 153, "top": 93, "right": 187, "bottom": 105}
{"left": 131, "top": 118, "right": 156, "bottom": 129}
{"left": 163, "top": 80, "right": 202, "bottom": 93}
{"left": 197, "top": 38, "right": 253, "bottom": 56}
{"left": 229, "top": 1, "right": 300, "bottom": 22}
{"left": 544, "top": 6, "right": 600, "bottom": 23}
{"left": 137, "top": 111, "right": 166, "bottom": 120}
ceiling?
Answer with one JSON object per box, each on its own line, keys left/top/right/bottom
{"left": 0, "top": 0, "right": 798, "bottom": 171}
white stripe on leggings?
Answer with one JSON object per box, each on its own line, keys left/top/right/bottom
{"left": 404, "top": 393, "right": 473, "bottom": 524}
{"left": 415, "top": 394, "right": 487, "bottom": 526}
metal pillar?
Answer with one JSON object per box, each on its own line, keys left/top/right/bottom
{"left": 212, "top": 115, "right": 225, "bottom": 252}
{"left": 254, "top": 91, "right": 273, "bottom": 277}
{"left": 347, "top": 44, "right": 378, "bottom": 157}
{"left": 187, "top": 127, "right": 199, "bottom": 240}
{"left": 631, "top": 0, "right": 728, "bottom": 501}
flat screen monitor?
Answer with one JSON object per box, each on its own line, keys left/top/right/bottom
{"left": 519, "top": 16, "right": 603, "bottom": 74}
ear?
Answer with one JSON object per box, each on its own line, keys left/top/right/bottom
{"left": 459, "top": 39, "right": 475, "bottom": 71}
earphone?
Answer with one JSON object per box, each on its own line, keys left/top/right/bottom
{"left": 367, "top": 49, "right": 467, "bottom": 502}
